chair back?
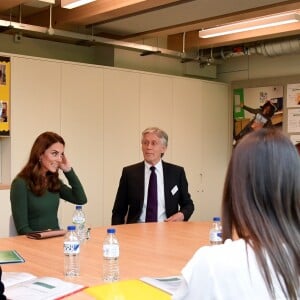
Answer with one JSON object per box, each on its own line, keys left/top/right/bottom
{"left": 9, "top": 215, "right": 17, "bottom": 236}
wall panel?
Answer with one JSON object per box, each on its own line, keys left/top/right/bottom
{"left": 10, "top": 56, "right": 61, "bottom": 178}
{"left": 60, "top": 63, "right": 103, "bottom": 228}
{"left": 140, "top": 73, "right": 173, "bottom": 161}
{"left": 172, "top": 77, "right": 203, "bottom": 220}
{"left": 103, "top": 68, "right": 140, "bottom": 225}
{"left": 200, "top": 81, "right": 230, "bottom": 219}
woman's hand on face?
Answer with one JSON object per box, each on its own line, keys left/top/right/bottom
{"left": 59, "top": 154, "right": 72, "bottom": 172}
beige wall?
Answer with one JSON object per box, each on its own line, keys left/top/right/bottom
{"left": 0, "top": 189, "right": 13, "bottom": 237}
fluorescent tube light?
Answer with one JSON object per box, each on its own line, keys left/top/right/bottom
{"left": 199, "top": 13, "right": 300, "bottom": 38}
{"left": 61, "top": 0, "right": 95, "bottom": 9}
{"left": 25, "top": 0, "right": 55, "bottom": 8}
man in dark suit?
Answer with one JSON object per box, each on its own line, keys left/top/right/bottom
{"left": 112, "top": 127, "right": 194, "bottom": 225}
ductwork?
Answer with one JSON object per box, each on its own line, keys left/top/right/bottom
{"left": 196, "top": 37, "right": 300, "bottom": 66}
{"left": 248, "top": 38, "right": 300, "bottom": 56}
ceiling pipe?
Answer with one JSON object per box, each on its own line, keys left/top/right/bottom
{"left": 0, "top": 18, "right": 198, "bottom": 62}
{"left": 180, "top": 32, "right": 199, "bottom": 63}
{"left": 18, "top": 5, "right": 22, "bottom": 24}
{"left": 248, "top": 38, "right": 300, "bottom": 56}
{"left": 197, "top": 38, "right": 300, "bottom": 65}
{"left": 182, "top": 31, "right": 186, "bottom": 53}
{"left": 48, "top": 3, "right": 54, "bottom": 35}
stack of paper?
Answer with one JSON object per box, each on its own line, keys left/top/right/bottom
{"left": 2, "top": 272, "right": 85, "bottom": 300}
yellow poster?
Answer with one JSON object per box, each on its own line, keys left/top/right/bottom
{"left": 0, "top": 56, "right": 10, "bottom": 136}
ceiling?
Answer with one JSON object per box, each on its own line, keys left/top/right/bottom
{"left": 0, "top": 0, "right": 300, "bottom": 61}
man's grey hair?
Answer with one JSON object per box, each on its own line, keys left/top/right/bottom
{"left": 141, "top": 127, "right": 168, "bottom": 147}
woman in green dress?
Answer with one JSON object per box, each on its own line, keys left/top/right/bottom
{"left": 10, "top": 131, "right": 87, "bottom": 235}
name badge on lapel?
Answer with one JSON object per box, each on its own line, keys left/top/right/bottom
{"left": 171, "top": 185, "right": 178, "bottom": 195}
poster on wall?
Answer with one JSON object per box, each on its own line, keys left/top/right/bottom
{"left": 233, "top": 85, "right": 283, "bottom": 144}
{"left": 287, "top": 108, "right": 300, "bottom": 133}
{"left": 290, "top": 134, "right": 300, "bottom": 145}
{"left": 0, "top": 56, "right": 10, "bottom": 136}
{"left": 287, "top": 83, "right": 300, "bottom": 108}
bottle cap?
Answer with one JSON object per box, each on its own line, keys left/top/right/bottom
{"left": 213, "top": 217, "right": 221, "bottom": 221}
{"left": 75, "top": 205, "right": 82, "bottom": 210}
{"left": 67, "top": 225, "right": 76, "bottom": 231}
{"left": 107, "top": 228, "right": 116, "bottom": 234}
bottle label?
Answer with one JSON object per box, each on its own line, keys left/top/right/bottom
{"left": 209, "top": 231, "right": 222, "bottom": 242}
{"left": 103, "top": 244, "right": 119, "bottom": 258}
{"left": 64, "top": 241, "right": 80, "bottom": 254}
{"left": 72, "top": 216, "right": 86, "bottom": 224}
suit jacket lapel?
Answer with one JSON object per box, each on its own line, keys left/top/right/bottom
{"left": 162, "top": 161, "right": 171, "bottom": 202}
{"left": 137, "top": 162, "right": 145, "bottom": 208}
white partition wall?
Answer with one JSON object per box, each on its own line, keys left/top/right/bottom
{"left": 60, "top": 63, "right": 104, "bottom": 228}
{"left": 200, "top": 81, "right": 230, "bottom": 219}
{"left": 103, "top": 68, "right": 140, "bottom": 225}
{"left": 1, "top": 54, "right": 230, "bottom": 236}
{"left": 0, "top": 189, "right": 12, "bottom": 237}
{"left": 139, "top": 73, "right": 174, "bottom": 162}
{"left": 172, "top": 77, "right": 203, "bottom": 221}
{"left": 10, "top": 56, "right": 61, "bottom": 177}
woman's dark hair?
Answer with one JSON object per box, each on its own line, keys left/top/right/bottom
{"left": 18, "top": 131, "right": 65, "bottom": 196}
{"left": 222, "top": 128, "right": 300, "bottom": 299}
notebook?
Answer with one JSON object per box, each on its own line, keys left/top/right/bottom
{"left": 0, "top": 250, "right": 25, "bottom": 264}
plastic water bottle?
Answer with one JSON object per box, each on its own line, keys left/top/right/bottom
{"left": 102, "top": 228, "right": 120, "bottom": 282}
{"left": 72, "top": 205, "right": 86, "bottom": 243}
{"left": 64, "top": 225, "right": 80, "bottom": 276}
{"left": 209, "top": 217, "right": 222, "bottom": 245}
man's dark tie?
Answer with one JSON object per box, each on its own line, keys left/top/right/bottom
{"left": 146, "top": 166, "right": 158, "bottom": 222}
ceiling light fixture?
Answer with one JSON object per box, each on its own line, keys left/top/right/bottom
{"left": 199, "top": 13, "right": 300, "bottom": 38}
{"left": 61, "top": 0, "right": 96, "bottom": 9}
{"left": 25, "top": 0, "right": 55, "bottom": 7}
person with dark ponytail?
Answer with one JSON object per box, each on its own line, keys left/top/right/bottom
{"left": 173, "top": 128, "right": 300, "bottom": 300}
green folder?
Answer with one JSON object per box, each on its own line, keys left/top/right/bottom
{"left": 0, "top": 250, "right": 25, "bottom": 264}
